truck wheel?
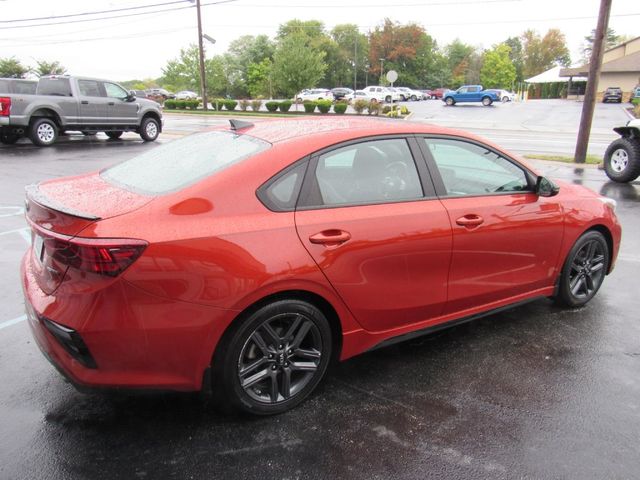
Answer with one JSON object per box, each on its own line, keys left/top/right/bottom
{"left": 603, "top": 138, "right": 640, "bottom": 183}
{"left": 29, "top": 118, "right": 58, "bottom": 147}
{"left": 106, "top": 131, "right": 123, "bottom": 139}
{"left": 139, "top": 117, "right": 160, "bottom": 142}
{"left": 482, "top": 96, "right": 493, "bottom": 106}
{"left": 385, "top": 96, "right": 392, "bottom": 103}
{"left": 0, "top": 131, "right": 19, "bottom": 145}
{"left": 445, "top": 97, "right": 455, "bottom": 106}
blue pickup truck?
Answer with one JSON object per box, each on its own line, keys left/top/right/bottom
{"left": 442, "top": 85, "right": 500, "bottom": 106}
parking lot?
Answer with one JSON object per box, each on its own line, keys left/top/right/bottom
{"left": 1, "top": 109, "right": 640, "bottom": 479}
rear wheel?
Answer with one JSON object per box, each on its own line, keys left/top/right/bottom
{"left": 445, "top": 97, "right": 455, "bottom": 106}
{"left": 482, "top": 96, "right": 493, "bottom": 106}
{"left": 603, "top": 137, "right": 640, "bottom": 183}
{"left": 214, "top": 299, "right": 332, "bottom": 415}
{"left": 106, "top": 131, "right": 123, "bottom": 139}
{"left": 385, "top": 96, "right": 392, "bottom": 103}
{"left": 29, "top": 118, "right": 58, "bottom": 147}
{"left": 139, "top": 117, "right": 160, "bottom": 142}
{"left": 555, "top": 231, "right": 609, "bottom": 307}
{"left": 410, "top": 95, "right": 417, "bottom": 101}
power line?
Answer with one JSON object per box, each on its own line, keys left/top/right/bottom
{"left": 0, "top": 0, "right": 238, "bottom": 30}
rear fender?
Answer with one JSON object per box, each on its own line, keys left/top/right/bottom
{"left": 613, "top": 127, "right": 640, "bottom": 140}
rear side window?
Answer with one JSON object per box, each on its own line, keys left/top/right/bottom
{"left": 78, "top": 80, "right": 102, "bottom": 97}
{"left": 101, "top": 131, "right": 270, "bottom": 195}
{"left": 37, "top": 78, "right": 72, "bottom": 96}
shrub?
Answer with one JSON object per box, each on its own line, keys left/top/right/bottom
{"left": 367, "top": 100, "right": 381, "bottom": 116}
{"left": 224, "top": 100, "right": 237, "bottom": 111}
{"left": 353, "top": 99, "right": 368, "bottom": 114}
{"left": 164, "top": 99, "right": 176, "bottom": 110}
{"left": 250, "top": 99, "right": 262, "bottom": 111}
{"left": 333, "top": 102, "right": 348, "bottom": 114}
{"left": 303, "top": 101, "right": 317, "bottom": 113}
{"left": 187, "top": 100, "right": 199, "bottom": 110}
{"left": 211, "top": 99, "right": 225, "bottom": 110}
{"left": 399, "top": 105, "right": 409, "bottom": 115}
{"left": 239, "top": 99, "right": 250, "bottom": 111}
{"left": 632, "top": 97, "right": 640, "bottom": 106}
{"left": 382, "top": 105, "right": 392, "bottom": 114}
{"left": 634, "top": 103, "right": 640, "bottom": 118}
{"left": 279, "top": 100, "right": 292, "bottom": 112}
{"left": 316, "top": 99, "right": 332, "bottom": 113}
{"left": 265, "top": 101, "right": 279, "bottom": 112}
{"left": 386, "top": 109, "right": 401, "bottom": 118}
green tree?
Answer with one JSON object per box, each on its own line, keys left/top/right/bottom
{"left": 0, "top": 57, "right": 29, "bottom": 78}
{"left": 225, "top": 35, "right": 275, "bottom": 97}
{"left": 33, "top": 60, "right": 66, "bottom": 77}
{"left": 522, "top": 29, "right": 570, "bottom": 78}
{"left": 272, "top": 32, "right": 326, "bottom": 97}
{"left": 161, "top": 45, "right": 202, "bottom": 92}
{"left": 581, "top": 27, "right": 620, "bottom": 63}
{"left": 444, "top": 39, "right": 475, "bottom": 87}
{"left": 330, "top": 24, "right": 368, "bottom": 89}
{"left": 480, "top": 44, "right": 516, "bottom": 88}
{"left": 247, "top": 58, "right": 273, "bottom": 98}
{"left": 504, "top": 36, "right": 524, "bottom": 83}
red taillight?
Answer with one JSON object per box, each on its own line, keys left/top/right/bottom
{"left": 43, "top": 235, "right": 147, "bottom": 277}
{"left": 0, "top": 97, "right": 10, "bottom": 116}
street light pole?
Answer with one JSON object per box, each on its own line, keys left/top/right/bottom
{"left": 195, "top": 0, "right": 208, "bottom": 111}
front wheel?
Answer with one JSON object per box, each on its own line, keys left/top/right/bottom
{"left": 555, "top": 231, "right": 609, "bottom": 308}
{"left": 445, "top": 97, "right": 455, "bottom": 106}
{"left": 139, "top": 117, "right": 160, "bottom": 142}
{"left": 214, "top": 299, "right": 332, "bottom": 415}
{"left": 410, "top": 95, "right": 417, "bottom": 101}
{"left": 29, "top": 118, "right": 58, "bottom": 147}
{"left": 603, "top": 137, "right": 640, "bottom": 183}
{"left": 482, "top": 96, "right": 493, "bottom": 106}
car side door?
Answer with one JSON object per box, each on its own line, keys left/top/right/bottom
{"left": 417, "top": 136, "right": 565, "bottom": 315}
{"left": 102, "top": 81, "right": 138, "bottom": 125}
{"left": 77, "top": 79, "right": 110, "bottom": 125}
{"left": 294, "top": 136, "right": 453, "bottom": 333}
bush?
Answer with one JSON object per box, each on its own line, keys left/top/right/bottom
{"left": 186, "top": 100, "right": 199, "bottom": 110}
{"left": 303, "top": 101, "right": 317, "bottom": 113}
{"left": 210, "top": 99, "right": 222, "bottom": 110}
{"left": 353, "top": 99, "right": 368, "bottom": 114}
{"left": 634, "top": 103, "right": 640, "bottom": 118}
{"left": 333, "top": 102, "right": 348, "bottom": 114}
{"left": 224, "top": 100, "right": 237, "bottom": 111}
{"left": 386, "top": 109, "right": 401, "bottom": 118}
{"left": 399, "top": 105, "right": 409, "bottom": 115}
{"left": 632, "top": 97, "right": 640, "bottom": 106}
{"left": 382, "top": 105, "right": 392, "bottom": 114}
{"left": 279, "top": 100, "right": 292, "bottom": 112}
{"left": 367, "top": 100, "right": 381, "bottom": 116}
{"left": 164, "top": 99, "right": 176, "bottom": 110}
{"left": 316, "top": 99, "right": 332, "bottom": 113}
{"left": 250, "top": 99, "right": 262, "bottom": 112}
{"left": 265, "top": 101, "right": 279, "bottom": 112}
{"left": 239, "top": 99, "right": 250, "bottom": 111}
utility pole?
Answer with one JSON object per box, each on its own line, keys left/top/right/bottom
{"left": 195, "top": 0, "right": 208, "bottom": 111}
{"left": 574, "top": 0, "right": 612, "bottom": 163}
{"left": 353, "top": 38, "right": 357, "bottom": 91}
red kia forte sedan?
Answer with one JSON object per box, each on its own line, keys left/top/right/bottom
{"left": 22, "top": 118, "right": 621, "bottom": 414}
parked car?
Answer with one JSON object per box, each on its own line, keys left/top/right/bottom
{"left": 0, "top": 78, "right": 37, "bottom": 95}
{"left": 361, "top": 86, "right": 396, "bottom": 103}
{"left": 352, "top": 90, "right": 372, "bottom": 102}
{"left": 631, "top": 86, "right": 640, "bottom": 103}
{"left": 296, "top": 89, "right": 333, "bottom": 102}
{"left": 421, "top": 90, "right": 433, "bottom": 99}
{"left": 175, "top": 90, "right": 199, "bottom": 100}
{"left": 0, "top": 75, "right": 163, "bottom": 146}
{"left": 131, "top": 90, "right": 149, "bottom": 99}
{"left": 602, "top": 87, "right": 623, "bottom": 103}
{"left": 146, "top": 88, "right": 174, "bottom": 99}
{"left": 22, "top": 117, "right": 620, "bottom": 415}
{"left": 384, "top": 87, "right": 403, "bottom": 102}
{"left": 430, "top": 88, "right": 450, "bottom": 100}
{"left": 486, "top": 89, "right": 516, "bottom": 102}
{"left": 331, "top": 87, "right": 354, "bottom": 101}
{"left": 395, "top": 87, "right": 423, "bottom": 101}
{"left": 603, "top": 118, "right": 640, "bottom": 182}
{"left": 443, "top": 85, "right": 500, "bottom": 106}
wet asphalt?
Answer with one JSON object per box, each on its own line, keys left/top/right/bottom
{"left": 0, "top": 129, "right": 639, "bottom": 480}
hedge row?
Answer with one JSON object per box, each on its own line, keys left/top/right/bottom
{"left": 164, "top": 99, "right": 199, "bottom": 110}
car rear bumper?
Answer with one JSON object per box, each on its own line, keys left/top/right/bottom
{"left": 21, "top": 252, "right": 235, "bottom": 393}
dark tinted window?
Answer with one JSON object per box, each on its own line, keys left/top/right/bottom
{"left": 257, "top": 161, "right": 307, "bottom": 211}
{"left": 78, "top": 80, "right": 102, "bottom": 97}
{"left": 101, "top": 131, "right": 270, "bottom": 195}
{"left": 37, "top": 77, "right": 72, "bottom": 96}
{"left": 14, "top": 81, "right": 37, "bottom": 94}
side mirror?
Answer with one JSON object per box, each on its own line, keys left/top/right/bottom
{"left": 536, "top": 176, "right": 560, "bottom": 197}
{"left": 126, "top": 91, "right": 136, "bottom": 102}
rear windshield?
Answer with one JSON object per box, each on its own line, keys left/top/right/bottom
{"left": 101, "top": 131, "right": 270, "bottom": 195}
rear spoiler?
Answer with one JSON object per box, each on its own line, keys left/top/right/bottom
{"left": 25, "top": 184, "right": 101, "bottom": 221}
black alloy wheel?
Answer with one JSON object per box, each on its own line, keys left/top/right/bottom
{"left": 215, "top": 300, "right": 332, "bottom": 415}
{"left": 556, "top": 231, "right": 609, "bottom": 307}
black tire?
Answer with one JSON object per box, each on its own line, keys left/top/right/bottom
{"left": 139, "top": 117, "right": 160, "bottom": 142}
{"left": 214, "top": 299, "right": 332, "bottom": 415}
{"left": 555, "top": 231, "right": 609, "bottom": 308}
{"left": 0, "top": 131, "right": 19, "bottom": 144}
{"left": 106, "top": 131, "right": 123, "bottom": 139}
{"left": 482, "top": 96, "right": 493, "bottom": 106}
{"left": 502, "top": 96, "right": 509, "bottom": 103}
{"left": 385, "top": 96, "right": 392, "bottom": 103}
{"left": 445, "top": 97, "right": 455, "bottom": 106}
{"left": 410, "top": 95, "right": 417, "bottom": 101}
{"left": 29, "top": 118, "right": 58, "bottom": 147}
{"left": 603, "top": 137, "right": 640, "bottom": 183}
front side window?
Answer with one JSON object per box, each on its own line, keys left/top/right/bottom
{"left": 424, "top": 138, "right": 530, "bottom": 196}
{"left": 104, "top": 82, "right": 129, "bottom": 99}
{"left": 313, "top": 138, "right": 423, "bottom": 206}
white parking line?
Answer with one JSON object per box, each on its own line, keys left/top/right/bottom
{"left": 0, "top": 227, "right": 31, "bottom": 244}
{"left": 0, "top": 315, "right": 26, "bottom": 331}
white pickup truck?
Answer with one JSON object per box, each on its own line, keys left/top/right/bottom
{"left": 603, "top": 118, "right": 640, "bottom": 182}
{"left": 0, "top": 75, "right": 163, "bottom": 146}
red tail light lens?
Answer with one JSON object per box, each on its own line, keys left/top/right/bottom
{"left": 45, "top": 236, "right": 147, "bottom": 277}
{"left": 0, "top": 97, "right": 10, "bottom": 116}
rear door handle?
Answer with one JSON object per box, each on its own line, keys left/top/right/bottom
{"left": 108, "top": 102, "right": 115, "bottom": 106}
{"left": 456, "top": 214, "right": 484, "bottom": 227}
{"left": 81, "top": 100, "right": 89, "bottom": 105}
{"left": 309, "top": 229, "right": 351, "bottom": 246}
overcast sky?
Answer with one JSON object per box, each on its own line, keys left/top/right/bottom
{"left": 0, "top": 0, "right": 637, "bottom": 82}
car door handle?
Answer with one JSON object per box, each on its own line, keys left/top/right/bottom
{"left": 456, "top": 214, "right": 484, "bottom": 227}
{"left": 108, "top": 102, "right": 115, "bottom": 106}
{"left": 81, "top": 100, "right": 89, "bottom": 105}
{"left": 309, "top": 229, "right": 351, "bottom": 246}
